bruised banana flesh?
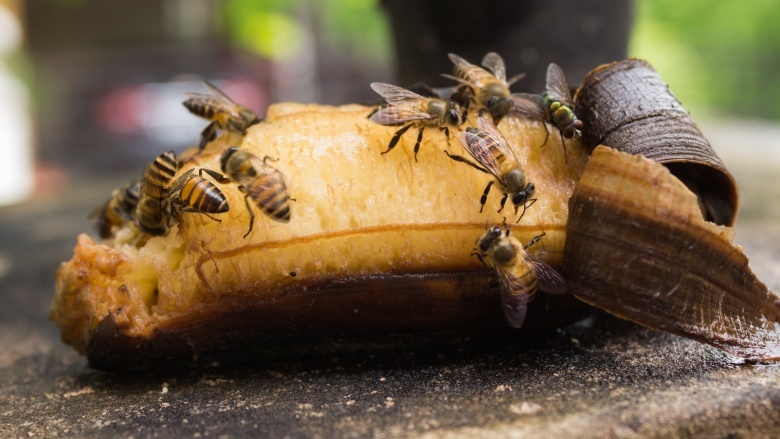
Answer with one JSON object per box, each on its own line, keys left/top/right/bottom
{"left": 51, "top": 104, "right": 589, "bottom": 369}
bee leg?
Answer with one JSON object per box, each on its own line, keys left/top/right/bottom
{"left": 199, "top": 121, "right": 219, "bottom": 150}
{"left": 382, "top": 123, "right": 413, "bottom": 156}
{"left": 366, "top": 106, "right": 380, "bottom": 119}
{"left": 470, "top": 251, "right": 489, "bottom": 268}
{"left": 440, "top": 126, "right": 452, "bottom": 149}
{"left": 515, "top": 198, "right": 538, "bottom": 224}
{"left": 242, "top": 191, "right": 255, "bottom": 239}
{"left": 497, "top": 193, "right": 508, "bottom": 213}
{"left": 260, "top": 156, "right": 285, "bottom": 173}
{"left": 523, "top": 232, "right": 547, "bottom": 250}
{"left": 479, "top": 180, "right": 495, "bottom": 213}
{"left": 413, "top": 127, "right": 425, "bottom": 162}
{"left": 199, "top": 168, "right": 230, "bottom": 184}
{"left": 443, "top": 151, "right": 489, "bottom": 174}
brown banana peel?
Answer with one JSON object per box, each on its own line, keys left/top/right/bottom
{"left": 565, "top": 146, "right": 780, "bottom": 361}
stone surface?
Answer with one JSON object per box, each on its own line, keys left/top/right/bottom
{"left": 2, "top": 120, "right": 780, "bottom": 438}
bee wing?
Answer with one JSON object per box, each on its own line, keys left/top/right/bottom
{"left": 369, "top": 105, "right": 433, "bottom": 125}
{"left": 497, "top": 268, "right": 530, "bottom": 329}
{"left": 529, "top": 260, "right": 568, "bottom": 294}
{"left": 457, "top": 130, "right": 503, "bottom": 179}
{"left": 203, "top": 80, "right": 239, "bottom": 105}
{"left": 88, "top": 200, "right": 109, "bottom": 220}
{"left": 511, "top": 93, "right": 547, "bottom": 120}
{"left": 481, "top": 52, "right": 506, "bottom": 82}
{"left": 448, "top": 52, "right": 475, "bottom": 69}
{"left": 545, "top": 63, "right": 575, "bottom": 107}
{"left": 431, "top": 85, "right": 459, "bottom": 100}
{"left": 370, "top": 82, "right": 425, "bottom": 106}
{"left": 476, "top": 116, "right": 522, "bottom": 165}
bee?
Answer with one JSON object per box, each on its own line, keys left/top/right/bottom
{"left": 167, "top": 168, "right": 230, "bottom": 223}
{"left": 511, "top": 63, "right": 584, "bottom": 162}
{"left": 220, "top": 146, "right": 292, "bottom": 238}
{"left": 90, "top": 180, "right": 141, "bottom": 239}
{"left": 135, "top": 150, "right": 178, "bottom": 236}
{"left": 443, "top": 52, "right": 525, "bottom": 125}
{"left": 367, "top": 82, "right": 462, "bottom": 162}
{"left": 183, "top": 81, "right": 262, "bottom": 149}
{"left": 473, "top": 224, "right": 567, "bottom": 328}
{"left": 446, "top": 116, "right": 536, "bottom": 221}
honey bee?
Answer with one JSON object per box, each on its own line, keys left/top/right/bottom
{"left": 367, "top": 82, "right": 462, "bottom": 162}
{"left": 183, "top": 81, "right": 262, "bottom": 149}
{"left": 446, "top": 116, "right": 536, "bottom": 221}
{"left": 511, "top": 63, "right": 584, "bottom": 162}
{"left": 167, "top": 168, "right": 230, "bottom": 223}
{"left": 443, "top": 52, "right": 526, "bottom": 125}
{"left": 135, "top": 151, "right": 178, "bottom": 236}
{"left": 474, "top": 224, "right": 567, "bottom": 328}
{"left": 90, "top": 180, "right": 141, "bottom": 239}
{"left": 220, "top": 146, "right": 292, "bottom": 238}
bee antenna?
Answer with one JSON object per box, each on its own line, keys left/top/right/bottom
{"left": 502, "top": 216, "right": 509, "bottom": 234}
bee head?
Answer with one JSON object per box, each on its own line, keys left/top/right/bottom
{"left": 511, "top": 183, "right": 535, "bottom": 211}
{"left": 220, "top": 146, "right": 240, "bottom": 173}
{"left": 478, "top": 226, "right": 504, "bottom": 253}
{"left": 447, "top": 102, "right": 462, "bottom": 126}
{"left": 485, "top": 96, "right": 513, "bottom": 123}
{"left": 563, "top": 119, "right": 584, "bottom": 138}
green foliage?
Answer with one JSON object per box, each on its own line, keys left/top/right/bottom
{"left": 631, "top": 0, "right": 780, "bottom": 119}
{"left": 220, "top": 0, "right": 390, "bottom": 62}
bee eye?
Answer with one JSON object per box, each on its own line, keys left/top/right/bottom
{"left": 448, "top": 110, "right": 459, "bottom": 125}
{"left": 511, "top": 192, "right": 526, "bottom": 206}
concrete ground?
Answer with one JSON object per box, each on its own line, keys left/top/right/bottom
{"left": 1, "top": 118, "right": 779, "bottom": 438}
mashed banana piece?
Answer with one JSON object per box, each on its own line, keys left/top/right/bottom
{"left": 51, "top": 103, "right": 585, "bottom": 360}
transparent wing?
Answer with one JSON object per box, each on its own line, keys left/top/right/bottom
{"left": 457, "top": 130, "right": 502, "bottom": 179}
{"left": 530, "top": 260, "right": 568, "bottom": 294}
{"left": 203, "top": 80, "right": 238, "bottom": 104}
{"left": 510, "top": 93, "right": 547, "bottom": 120}
{"left": 481, "top": 52, "right": 506, "bottom": 82}
{"left": 448, "top": 53, "right": 475, "bottom": 69}
{"left": 370, "top": 82, "right": 425, "bottom": 106}
{"left": 88, "top": 199, "right": 109, "bottom": 220}
{"left": 476, "top": 116, "right": 522, "bottom": 166}
{"left": 369, "top": 105, "right": 432, "bottom": 125}
{"left": 545, "top": 63, "right": 575, "bottom": 107}
{"left": 497, "top": 268, "right": 531, "bottom": 329}
{"left": 431, "top": 85, "right": 459, "bottom": 100}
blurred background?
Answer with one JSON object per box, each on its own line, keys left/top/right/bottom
{"left": 0, "top": 0, "right": 778, "bottom": 206}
